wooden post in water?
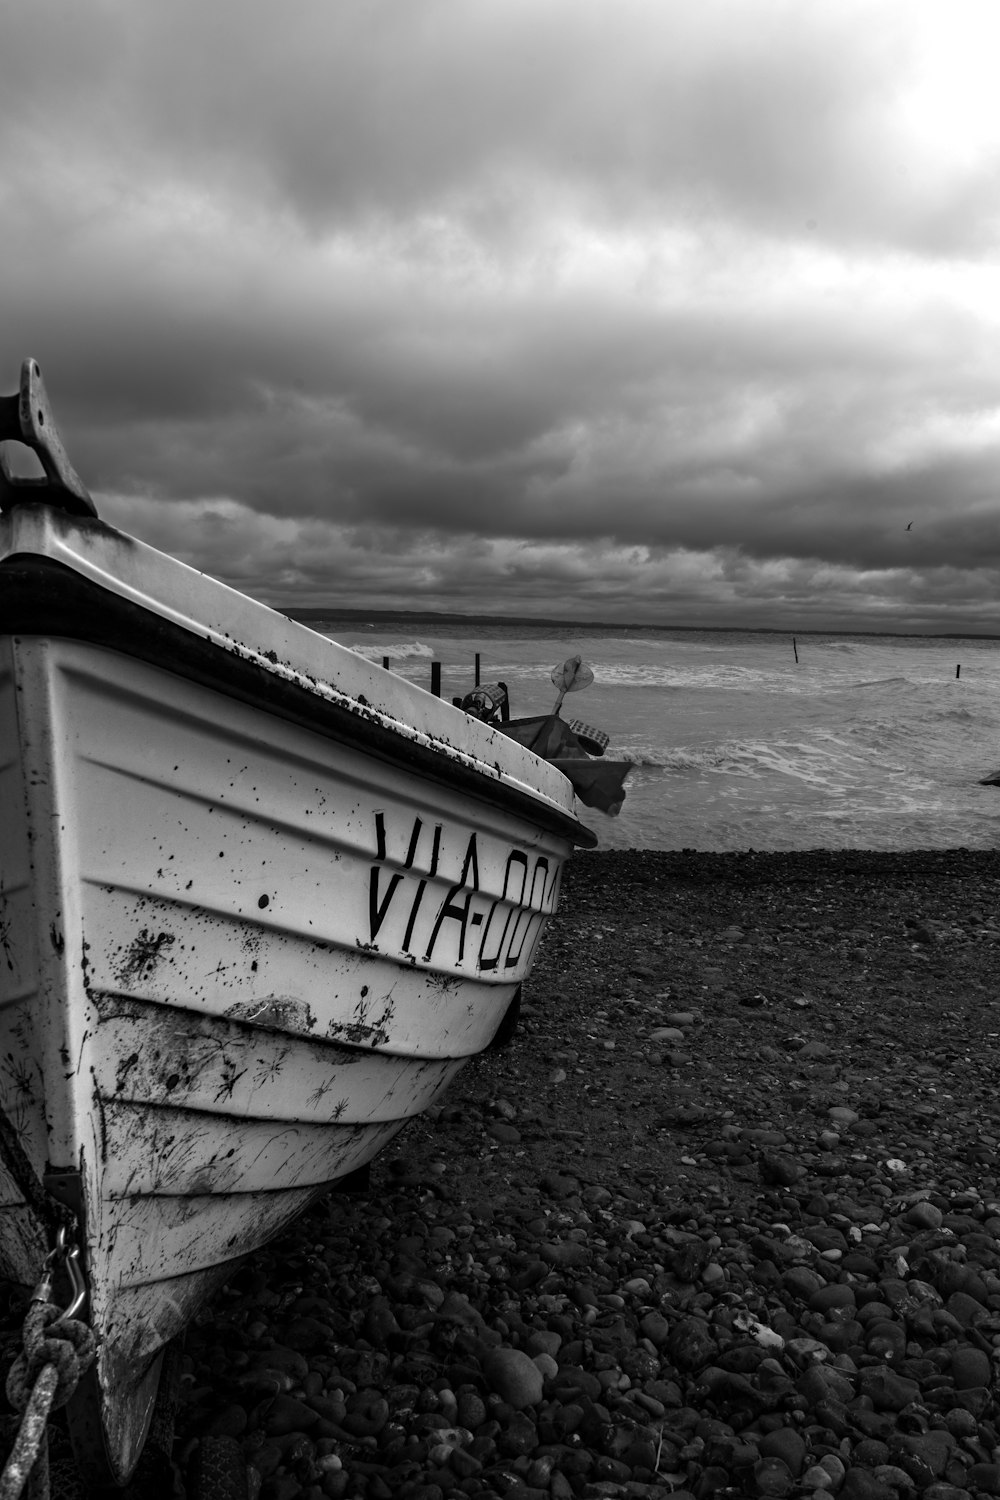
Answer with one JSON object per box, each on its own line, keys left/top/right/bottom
{"left": 475, "top": 653, "right": 481, "bottom": 687}
{"left": 956, "top": 664, "right": 961, "bottom": 679}
{"left": 382, "top": 656, "right": 390, "bottom": 670}
{"left": 793, "top": 637, "right": 799, "bottom": 664}
{"left": 431, "top": 661, "right": 441, "bottom": 697}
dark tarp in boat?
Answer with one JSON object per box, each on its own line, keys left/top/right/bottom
{"left": 501, "top": 714, "right": 631, "bottom": 816}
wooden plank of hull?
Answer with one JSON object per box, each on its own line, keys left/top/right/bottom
{"left": 92, "top": 995, "right": 469, "bottom": 1128}
{"left": 84, "top": 883, "right": 527, "bottom": 1058}
{"left": 100, "top": 1095, "right": 450, "bottom": 1201}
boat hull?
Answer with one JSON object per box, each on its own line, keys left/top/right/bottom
{"left": 0, "top": 623, "right": 575, "bottom": 1482}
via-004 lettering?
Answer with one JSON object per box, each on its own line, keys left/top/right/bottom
{"left": 368, "top": 812, "right": 560, "bottom": 971}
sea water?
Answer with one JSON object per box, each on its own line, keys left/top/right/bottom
{"left": 307, "top": 619, "right": 1000, "bottom": 852}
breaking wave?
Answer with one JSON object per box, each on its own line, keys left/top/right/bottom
{"left": 348, "top": 640, "right": 436, "bottom": 661}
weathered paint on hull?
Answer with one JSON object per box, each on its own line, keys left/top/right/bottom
{"left": 0, "top": 631, "right": 575, "bottom": 1483}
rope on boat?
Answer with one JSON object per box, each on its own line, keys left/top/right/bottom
{"left": 0, "top": 1302, "right": 96, "bottom": 1500}
{"left": 0, "top": 1365, "right": 58, "bottom": 1500}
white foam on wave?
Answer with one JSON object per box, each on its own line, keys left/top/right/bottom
{"left": 348, "top": 640, "right": 436, "bottom": 661}
{"left": 725, "top": 739, "right": 869, "bottom": 792}
{"left": 593, "top": 663, "right": 784, "bottom": 691}
{"left": 630, "top": 728, "right": 911, "bottom": 798}
{"left": 654, "top": 744, "right": 744, "bottom": 771}
{"left": 630, "top": 738, "right": 844, "bottom": 787}
{"left": 850, "top": 675, "right": 912, "bottom": 691}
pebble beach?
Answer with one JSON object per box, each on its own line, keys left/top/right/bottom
{"left": 173, "top": 848, "right": 1000, "bottom": 1499}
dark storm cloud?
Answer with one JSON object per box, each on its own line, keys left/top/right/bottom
{"left": 6, "top": 0, "right": 990, "bottom": 252}
{"left": 3, "top": 0, "right": 1000, "bottom": 629}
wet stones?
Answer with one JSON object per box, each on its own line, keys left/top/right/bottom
{"left": 666, "top": 1316, "right": 719, "bottom": 1371}
{"left": 481, "top": 1348, "right": 545, "bottom": 1410}
{"left": 759, "top": 1153, "right": 806, "bottom": 1188}
{"left": 951, "top": 1346, "right": 991, "bottom": 1389}
{"left": 758, "top": 1426, "right": 806, "bottom": 1478}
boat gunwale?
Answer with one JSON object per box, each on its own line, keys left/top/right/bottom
{"left": 0, "top": 551, "right": 597, "bottom": 848}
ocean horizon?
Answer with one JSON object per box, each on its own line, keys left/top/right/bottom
{"left": 287, "top": 606, "right": 1000, "bottom": 643}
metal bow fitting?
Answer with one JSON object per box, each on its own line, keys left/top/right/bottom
{"left": 0, "top": 358, "right": 96, "bottom": 517}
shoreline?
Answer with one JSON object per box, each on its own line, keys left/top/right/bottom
{"left": 168, "top": 848, "right": 1000, "bottom": 1495}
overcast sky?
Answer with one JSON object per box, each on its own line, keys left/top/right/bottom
{"left": 4, "top": 0, "right": 1000, "bottom": 632}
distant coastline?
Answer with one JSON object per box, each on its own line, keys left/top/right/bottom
{"left": 281, "top": 607, "right": 1000, "bottom": 641}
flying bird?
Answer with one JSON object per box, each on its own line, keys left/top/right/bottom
{"left": 905, "top": 522, "right": 913, "bottom": 530}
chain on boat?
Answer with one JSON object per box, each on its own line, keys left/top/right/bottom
{"left": 0, "top": 1228, "right": 96, "bottom": 1500}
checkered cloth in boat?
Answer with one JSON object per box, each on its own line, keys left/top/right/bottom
{"left": 460, "top": 682, "right": 508, "bottom": 724}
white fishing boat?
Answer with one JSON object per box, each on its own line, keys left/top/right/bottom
{"left": 0, "top": 359, "right": 607, "bottom": 1485}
